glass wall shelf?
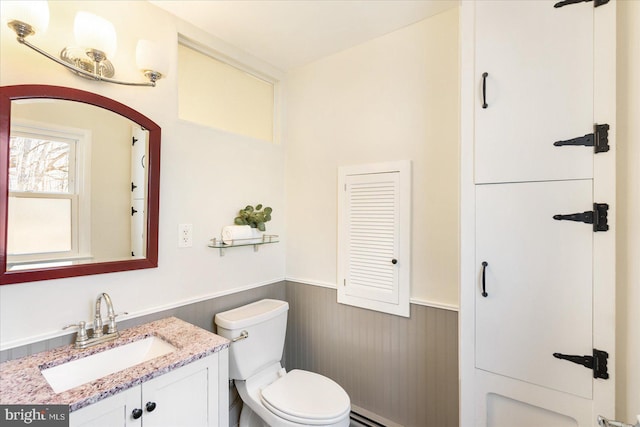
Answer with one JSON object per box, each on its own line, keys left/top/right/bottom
{"left": 208, "top": 235, "right": 279, "bottom": 256}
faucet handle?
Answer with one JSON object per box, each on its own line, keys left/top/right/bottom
{"left": 106, "top": 312, "right": 129, "bottom": 334}
{"left": 63, "top": 321, "right": 89, "bottom": 343}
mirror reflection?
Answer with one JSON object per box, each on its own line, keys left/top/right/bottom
{"left": 7, "top": 99, "right": 149, "bottom": 271}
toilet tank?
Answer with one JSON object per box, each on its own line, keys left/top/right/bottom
{"left": 214, "top": 299, "right": 288, "bottom": 380}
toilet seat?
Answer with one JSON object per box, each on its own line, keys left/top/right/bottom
{"left": 260, "top": 370, "right": 350, "bottom": 425}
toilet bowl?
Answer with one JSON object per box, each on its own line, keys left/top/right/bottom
{"left": 215, "top": 299, "right": 351, "bottom": 427}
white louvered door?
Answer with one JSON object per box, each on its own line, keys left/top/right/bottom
{"left": 338, "top": 161, "right": 411, "bottom": 317}
{"left": 343, "top": 172, "right": 400, "bottom": 304}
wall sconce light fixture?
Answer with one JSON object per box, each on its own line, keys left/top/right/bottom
{"left": 3, "top": 1, "right": 167, "bottom": 87}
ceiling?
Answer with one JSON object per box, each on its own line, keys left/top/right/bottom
{"left": 149, "top": 0, "right": 458, "bottom": 72}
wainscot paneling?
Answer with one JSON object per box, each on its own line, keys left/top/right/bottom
{"left": 1, "top": 280, "right": 458, "bottom": 427}
{"left": 284, "top": 280, "right": 459, "bottom": 427}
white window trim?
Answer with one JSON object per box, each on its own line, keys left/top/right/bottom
{"left": 337, "top": 160, "right": 412, "bottom": 317}
{"left": 178, "top": 35, "right": 282, "bottom": 145}
{"left": 8, "top": 120, "right": 92, "bottom": 267}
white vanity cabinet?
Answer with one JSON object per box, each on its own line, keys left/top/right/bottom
{"left": 70, "top": 349, "right": 228, "bottom": 427}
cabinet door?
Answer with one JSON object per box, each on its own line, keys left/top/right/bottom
{"left": 475, "top": 0, "right": 594, "bottom": 184}
{"left": 70, "top": 387, "right": 141, "bottom": 427}
{"left": 142, "top": 356, "right": 217, "bottom": 427}
{"left": 475, "top": 180, "right": 594, "bottom": 398}
{"left": 462, "top": 0, "right": 615, "bottom": 425}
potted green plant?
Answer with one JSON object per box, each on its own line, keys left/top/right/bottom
{"left": 234, "top": 204, "right": 272, "bottom": 232}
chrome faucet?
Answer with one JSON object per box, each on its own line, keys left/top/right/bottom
{"left": 93, "top": 292, "right": 117, "bottom": 338}
{"left": 64, "top": 292, "right": 126, "bottom": 349}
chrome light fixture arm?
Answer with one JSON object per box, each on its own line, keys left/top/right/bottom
{"left": 8, "top": 19, "right": 160, "bottom": 87}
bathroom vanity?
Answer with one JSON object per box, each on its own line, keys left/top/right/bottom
{"left": 0, "top": 317, "right": 229, "bottom": 427}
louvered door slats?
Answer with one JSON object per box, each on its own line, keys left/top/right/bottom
{"left": 344, "top": 173, "right": 399, "bottom": 302}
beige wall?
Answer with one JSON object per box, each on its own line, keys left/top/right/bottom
{"left": 616, "top": 0, "right": 640, "bottom": 422}
{"left": 284, "top": 8, "right": 460, "bottom": 308}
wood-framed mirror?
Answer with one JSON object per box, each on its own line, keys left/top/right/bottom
{"left": 0, "top": 85, "right": 160, "bottom": 284}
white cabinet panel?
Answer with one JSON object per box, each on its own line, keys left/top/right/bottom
{"left": 70, "top": 387, "right": 140, "bottom": 427}
{"left": 461, "top": 0, "right": 616, "bottom": 424}
{"left": 130, "top": 127, "right": 147, "bottom": 201}
{"left": 142, "top": 357, "right": 213, "bottom": 427}
{"left": 476, "top": 180, "right": 594, "bottom": 398}
{"left": 475, "top": 0, "right": 594, "bottom": 184}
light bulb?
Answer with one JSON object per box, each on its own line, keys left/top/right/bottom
{"left": 74, "top": 11, "right": 117, "bottom": 59}
{"left": 2, "top": 0, "right": 49, "bottom": 35}
{"left": 136, "top": 40, "right": 168, "bottom": 77}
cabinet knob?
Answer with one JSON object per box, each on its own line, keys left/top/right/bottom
{"left": 391, "top": 259, "right": 398, "bottom": 265}
{"left": 132, "top": 408, "right": 143, "bottom": 419}
{"left": 145, "top": 401, "right": 157, "bottom": 412}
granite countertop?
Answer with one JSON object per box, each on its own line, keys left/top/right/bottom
{"left": 0, "top": 317, "right": 230, "bottom": 412}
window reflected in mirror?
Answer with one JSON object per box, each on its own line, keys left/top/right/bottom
{"left": 7, "top": 99, "right": 149, "bottom": 271}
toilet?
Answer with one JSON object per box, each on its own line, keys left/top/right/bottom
{"left": 214, "top": 299, "right": 351, "bottom": 427}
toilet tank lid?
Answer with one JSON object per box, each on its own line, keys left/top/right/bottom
{"left": 215, "top": 299, "right": 288, "bottom": 330}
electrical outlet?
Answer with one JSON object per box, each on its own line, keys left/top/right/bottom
{"left": 178, "top": 224, "right": 193, "bottom": 248}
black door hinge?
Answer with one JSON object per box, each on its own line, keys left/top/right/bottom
{"left": 553, "top": 349, "right": 609, "bottom": 379}
{"left": 553, "top": 203, "right": 609, "bottom": 232}
{"left": 553, "top": 124, "right": 610, "bottom": 153}
{"left": 554, "top": 0, "right": 609, "bottom": 8}
{"left": 131, "top": 206, "right": 138, "bottom": 216}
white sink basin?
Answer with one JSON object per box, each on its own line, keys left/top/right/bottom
{"left": 40, "top": 336, "right": 177, "bottom": 393}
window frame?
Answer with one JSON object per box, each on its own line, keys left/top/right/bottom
{"left": 7, "top": 121, "right": 92, "bottom": 267}
{"left": 177, "top": 36, "right": 282, "bottom": 144}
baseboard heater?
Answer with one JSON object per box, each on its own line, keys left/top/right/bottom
{"left": 350, "top": 406, "right": 404, "bottom": 427}
{"left": 350, "top": 411, "right": 387, "bottom": 427}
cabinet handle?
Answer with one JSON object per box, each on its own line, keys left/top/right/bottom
{"left": 132, "top": 408, "right": 143, "bottom": 419}
{"left": 145, "top": 401, "right": 157, "bottom": 413}
{"left": 391, "top": 259, "right": 398, "bottom": 265}
{"left": 481, "top": 261, "right": 489, "bottom": 297}
{"left": 482, "top": 72, "right": 489, "bottom": 109}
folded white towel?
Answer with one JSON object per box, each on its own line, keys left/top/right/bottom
{"left": 250, "top": 227, "right": 264, "bottom": 242}
{"left": 221, "top": 225, "right": 254, "bottom": 244}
